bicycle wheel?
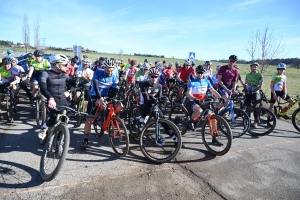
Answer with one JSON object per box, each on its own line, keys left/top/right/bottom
{"left": 40, "top": 124, "right": 70, "bottom": 182}
{"left": 168, "top": 104, "right": 189, "bottom": 135}
{"left": 140, "top": 119, "right": 182, "bottom": 163}
{"left": 292, "top": 107, "right": 300, "bottom": 132}
{"left": 202, "top": 115, "right": 232, "bottom": 156}
{"left": 36, "top": 97, "right": 46, "bottom": 128}
{"left": 170, "top": 91, "right": 179, "bottom": 106}
{"left": 219, "top": 108, "right": 250, "bottom": 138}
{"left": 93, "top": 111, "right": 104, "bottom": 138}
{"left": 75, "top": 99, "right": 84, "bottom": 127}
{"left": 247, "top": 107, "right": 277, "bottom": 136}
{"left": 108, "top": 117, "right": 129, "bottom": 157}
{"left": 128, "top": 105, "right": 142, "bottom": 139}
{"left": 6, "top": 97, "right": 13, "bottom": 123}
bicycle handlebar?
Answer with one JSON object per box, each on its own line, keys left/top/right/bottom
{"left": 55, "top": 105, "right": 88, "bottom": 116}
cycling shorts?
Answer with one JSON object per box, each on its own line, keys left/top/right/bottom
{"left": 270, "top": 91, "right": 291, "bottom": 103}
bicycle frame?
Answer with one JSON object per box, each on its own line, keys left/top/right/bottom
{"left": 217, "top": 98, "right": 235, "bottom": 123}
{"left": 93, "top": 102, "right": 120, "bottom": 132}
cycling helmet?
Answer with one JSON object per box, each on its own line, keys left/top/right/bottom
{"left": 71, "top": 58, "right": 78, "bottom": 63}
{"left": 7, "top": 50, "right": 14, "bottom": 55}
{"left": 144, "top": 58, "right": 148, "bottom": 63}
{"left": 104, "top": 59, "right": 116, "bottom": 67}
{"left": 229, "top": 55, "right": 238, "bottom": 61}
{"left": 2, "top": 57, "right": 13, "bottom": 64}
{"left": 12, "top": 57, "right": 18, "bottom": 63}
{"left": 143, "top": 63, "right": 150, "bottom": 69}
{"left": 163, "top": 60, "right": 166, "bottom": 64}
{"left": 195, "top": 65, "right": 206, "bottom": 72}
{"left": 156, "top": 62, "right": 163, "bottom": 70}
{"left": 33, "top": 50, "right": 44, "bottom": 57}
{"left": 130, "top": 59, "right": 137, "bottom": 66}
{"left": 277, "top": 63, "right": 286, "bottom": 70}
{"left": 204, "top": 61, "right": 212, "bottom": 65}
{"left": 82, "top": 58, "right": 92, "bottom": 65}
{"left": 191, "top": 61, "right": 196, "bottom": 66}
{"left": 99, "top": 57, "right": 104, "bottom": 61}
{"left": 216, "top": 65, "right": 221, "bottom": 70}
{"left": 184, "top": 59, "right": 191, "bottom": 65}
{"left": 148, "top": 68, "right": 159, "bottom": 76}
{"left": 120, "top": 59, "right": 124, "bottom": 63}
{"left": 49, "top": 54, "right": 68, "bottom": 64}
{"left": 168, "top": 62, "right": 173, "bottom": 67}
{"left": 250, "top": 62, "right": 259, "bottom": 67}
{"left": 175, "top": 61, "right": 180, "bottom": 65}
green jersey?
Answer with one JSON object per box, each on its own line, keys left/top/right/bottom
{"left": 245, "top": 72, "right": 263, "bottom": 92}
{"left": 30, "top": 59, "right": 50, "bottom": 71}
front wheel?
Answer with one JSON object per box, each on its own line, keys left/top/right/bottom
{"left": 36, "top": 97, "right": 47, "bottom": 128}
{"left": 168, "top": 104, "right": 189, "bottom": 135}
{"left": 247, "top": 107, "right": 277, "bottom": 136}
{"left": 140, "top": 119, "right": 182, "bottom": 163}
{"left": 108, "top": 117, "right": 129, "bottom": 157}
{"left": 292, "top": 107, "right": 300, "bottom": 132}
{"left": 128, "top": 105, "right": 141, "bottom": 139}
{"left": 40, "top": 124, "right": 70, "bottom": 182}
{"left": 202, "top": 115, "right": 232, "bottom": 156}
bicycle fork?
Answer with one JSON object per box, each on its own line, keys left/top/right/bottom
{"left": 207, "top": 114, "right": 219, "bottom": 137}
{"left": 110, "top": 119, "right": 122, "bottom": 140}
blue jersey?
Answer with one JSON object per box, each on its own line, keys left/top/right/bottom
{"left": 188, "top": 78, "right": 212, "bottom": 101}
{"left": 90, "top": 70, "right": 118, "bottom": 97}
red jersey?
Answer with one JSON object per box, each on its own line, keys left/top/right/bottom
{"left": 126, "top": 67, "right": 137, "bottom": 82}
{"left": 163, "top": 68, "right": 177, "bottom": 79}
{"left": 178, "top": 67, "right": 195, "bottom": 81}
{"left": 66, "top": 64, "right": 75, "bottom": 77}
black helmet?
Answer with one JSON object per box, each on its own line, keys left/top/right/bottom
{"left": 2, "top": 57, "right": 13, "bottom": 64}
{"left": 33, "top": 50, "right": 44, "bottom": 57}
{"left": 71, "top": 58, "right": 77, "bottom": 63}
{"left": 195, "top": 65, "right": 205, "bottom": 72}
{"left": 229, "top": 55, "right": 238, "bottom": 61}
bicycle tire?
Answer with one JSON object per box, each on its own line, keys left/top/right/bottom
{"left": 36, "top": 97, "right": 46, "bottom": 128}
{"left": 139, "top": 119, "right": 182, "bottom": 163}
{"left": 6, "top": 97, "right": 13, "bottom": 123}
{"left": 128, "top": 105, "right": 142, "bottom": 139}
{"left": 168, "top": 104, "right": 189, "bottom": 135}
{"left": 170, "top": 91, "right": 179, "bottom": 106}
{"left": 219, "top": 108, "right": 250, "bottom": 138}
{"left": 108, "top": 117, "right": 129, "bottom": 157}
{"left": 202, "top": 115, "right": 232, "bottom": 156}
{"left": 40, "top": 124, "right": 70, "bottom": 182}
{"left": 292, "top": 107, "right": 300, "bottom": 132}
{"left": 74, "top": 99, "right": 84, "bottom": 127}
{"left": 247, "top": 107, "right": 277, "bottom": 136}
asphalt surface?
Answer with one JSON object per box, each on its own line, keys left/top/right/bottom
{"left": 1, "top": 95, "right": 300, "bottom": 200}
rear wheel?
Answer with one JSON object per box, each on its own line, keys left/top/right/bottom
{"left": 108, "top": 117, "right": 129, "bottom": 157}
{"left": 247, "top": 107, "right": 277, "bottom": 136}
{"left": 139, "top": 119, "right": 182, "bottom": 163}
{"left": 128, "top": 105, "right": 142, "bottom": 139}
{"left": 93, "top": 111, "right": 104, "bottom": 138}
{"left": 75, "top": 99, "right": 84, "bottom": 127}
{"left": 40, "top": 124, "right": 70, "bottom": 182}
{"left": 292, "top": 107, "right": 300, "bottom": 132}
{"left": 168, "top": 104, "right": 189, "bottom": 135}
{"left": 202, "top": 115, "right": 232, "bottom": 156}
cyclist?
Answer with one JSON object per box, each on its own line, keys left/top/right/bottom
{"left": 65, "top": 58, "right": 75, "bottom": 78}
{"left": 217, "top": 55, "right": 239, "bottom": 108}
{"left": 0, "top": 57, "right": 21, "bottom": 119}
{"left": 38, "top": 54, "right": 74, "bottom": 140}
{"left": 27, "top": 50, "right": 50, "bottom": 102}
{"left": 163, "top": 62, "right": 177, "bottom": 87}
{"left": 186, "top": 65, "right": 222, "bottom": 144}
{"left": 135, "top": 63, "right": 149, "bottom": 84}
{"left": 5, "top": 50, "right": 14, "bottom": 58}
{"left": 244, "top": 62, "right": 264, "bottom": 128}
{"left": 162, "top": 59, "right": 167, "bottom": 69}
{"left": 176, "top": 59, "right": 196, "bottom": 101}
{"left": 124, "top": 59, "right": 137, "bottom": 89}
{"left": 268, "top": 63, "right": 293, "bottom": 114}
{"left": 203, "top": 61, "right": 213, "bottom": 78}
{"left": 74, "top": 58, "right": 94, "bottom": 109}
{"left": 211, "top": 65, "right": 221, "bottom": 89}
{"left": 81, "top": 59, "right": 119, "bottom": 149}
{"left": 70, "top": 58, "right": 79, "bottom": 73}
{"left": 175, "top": 61, "right": 181, "bottom": 72}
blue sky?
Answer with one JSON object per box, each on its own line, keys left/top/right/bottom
{"left": 0, "top": 0, "right": 299, "bottom": 60}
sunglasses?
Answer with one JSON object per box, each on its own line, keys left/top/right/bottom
{"left": 150, "top": 76, "right": 158, "bottom": 78}
{"left": 229, "top": 60, "right": 236, "bottom": 63}
{"left": 196, "top": 71, "right": 204, "bottom": 74}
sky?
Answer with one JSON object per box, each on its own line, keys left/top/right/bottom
{"left": 0, "top": 0, "right": 299, "bottom": 61}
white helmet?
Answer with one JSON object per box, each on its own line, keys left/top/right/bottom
{"left": 82, "top": 58, "right": 92, "bottom": 65}
{"left": 148, "top": 68, "right": 159, "bottom": 76}
{"left": 104, "top": 58, "right": 116, "bottom": 67}
{"left": 184, "top": 59, "right": 191, "bottom": 65}
{"left": 156, "top": 62, "right": 163, "bottom": 70}
{"left": 143, "top": 63, "right": 150, "bottom": 69}
{"left": 277, "top": 63, "right": 286, "bottom": 70}
{"left": 168, "top": 62, "right": 173, "bottom": 67}
{"left": 49, "top": 54, "right": 68, "bottom": 64}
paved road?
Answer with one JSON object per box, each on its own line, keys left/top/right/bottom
{"left": 1, "top": 97, "right": 300, "bottom": 199}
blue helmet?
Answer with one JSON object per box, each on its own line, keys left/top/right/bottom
{"left": 7, "top": 50, "right": 14, "bottom": 55}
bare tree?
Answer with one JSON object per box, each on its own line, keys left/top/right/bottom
{"left": 119, "top": 48, "right": 123, "bottom": 59}
{"left": 33, "top": 16, "right": 41, "bottom": 49}
{"left": 22, "top": 14, "right": 30, "bottom": 53}
{"left": 244, "top": 25, "right": 286, "bottom": 73}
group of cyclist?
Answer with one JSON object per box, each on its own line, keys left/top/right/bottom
{"left": 0, "top": 49, "right": 293, "bottom": 148}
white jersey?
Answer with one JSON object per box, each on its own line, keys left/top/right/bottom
{"left": 76, "top": 66, "right": 94, "bottom": 80}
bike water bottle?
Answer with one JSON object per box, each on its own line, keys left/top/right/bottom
{"left": 282, "top": 106, "right": 289, "bottom": 112}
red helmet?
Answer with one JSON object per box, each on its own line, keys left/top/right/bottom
{"left": 130, "top": 59, "right": 137, "bottom": 66}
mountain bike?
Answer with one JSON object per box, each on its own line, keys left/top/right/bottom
{"left": 92, "top": 97, "right": 129, "bottom": 157}
{"left": 40, "top": 105, "right": 87, "bottom": 182}
{"left": 3, "top": 85, "right": 17, "bottom": 123}
{"left": 273, "top": 95, "right": 300, "bottom": 132}
{"left": 169, "top": 99, "right": 233, "bottom": 156}
{"left": 139, "top": 98, "right": 182, "bottom": 163}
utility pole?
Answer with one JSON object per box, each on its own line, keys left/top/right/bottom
{"left": 42, "top": 38, "right": 46, "bottom": 49}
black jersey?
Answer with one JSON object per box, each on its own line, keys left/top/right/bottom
{"left": 139, "top": 81, "right": 162, "bottom": 105}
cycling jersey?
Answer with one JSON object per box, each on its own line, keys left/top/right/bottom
{"left": 211, "top": 73, "right": 218, "bottom": 86}
{"left": 76, "top": 66, "right": 94, "bottom": 80}
{"left": 125, "top": 67, "right": 137, "bottom": 82}
{"left": 29, "top": 59, "right": 50, "bottom": 71}
{"left": 245, "top": 72, "right": 264, "bottom": 92}
{"left": 135, "top": 70, "right": 148, "bottom": 82}
{"left": 119, "top": 63, "right": 126, "bottom": 71}
{"left": 11, "top": 65, "right": 25, "bottom": 77}
{"left": 0, "top": 66, "right": 20, "bottom": 85}
{"left": 271, "top": 73, "right": 286, "bottom": 91}
{"left": 39, "top": 70, "right": 73, "bottom": 104}
{"left": 204, "top": 68, "right": 212, "bottom": 78}
{"left": 188, "top": 78, "right": 212, "bottom": 101}
{"left": 65, "top": 64, "right": 75, "bottom": 77}
{"left": 217, "top": 65, "right": 238, "bottom": 87}
{"left": 90, "top": 70, "right": 118, "bottom": 97}
{"left": 163, "top": 68, "right": 177, "bottom": 79}
{"left": 139, "top": 81, "right": 162, "bottom": 105}
{"left": 178, "top": 67, "right": 195, "bottom": 82}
